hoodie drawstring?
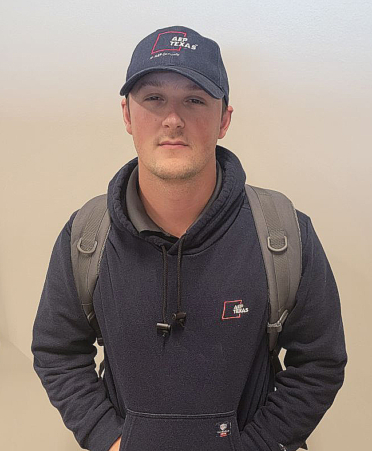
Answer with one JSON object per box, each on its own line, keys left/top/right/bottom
{"left": 156, "top": 235, "right": 187, "bottom": 338}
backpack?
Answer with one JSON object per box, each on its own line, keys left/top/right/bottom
{"left": 70, "top": 184, "right": 302, "bottom": 380}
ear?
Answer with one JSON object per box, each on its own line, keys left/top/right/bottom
{"left": 121, "top": 97, "right": 132, "bottom": 135}
{"left": 218, "top": 105, "right": 233, "bottom": 139}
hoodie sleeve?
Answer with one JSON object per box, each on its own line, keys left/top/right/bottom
{"left": 240, "top": 213, "right": 347, "bottom": 451}
{"left": 31, "top": 212, "right": 125, "bottom": 451}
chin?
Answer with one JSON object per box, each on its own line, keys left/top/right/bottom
{"left": 152, "top": 164, "right": 200, "bottom": 181}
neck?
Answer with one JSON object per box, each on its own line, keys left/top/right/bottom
{"left": 138, "top": 160, "right": 217, "bottom": 238}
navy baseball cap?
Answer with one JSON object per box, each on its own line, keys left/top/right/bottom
{"left": 120, "top": 26, "right": 229, "bottom": 105}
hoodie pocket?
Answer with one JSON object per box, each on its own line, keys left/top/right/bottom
{"left": 119, "top": 409, "right": 243, "bottom": 451}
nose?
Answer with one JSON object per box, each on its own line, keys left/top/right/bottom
{"left": 161, "top": 106, "right": 185, "bottom": 130}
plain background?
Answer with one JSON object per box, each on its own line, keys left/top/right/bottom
{"left": 1, "top": 1, "right": 371, "bottom": 449}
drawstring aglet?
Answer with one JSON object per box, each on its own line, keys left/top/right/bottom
{"left": 156, "top": 322, "right": 171, "bottom": 337}
{"left": 172, "top": 311, "right": 187, "bottom": 328}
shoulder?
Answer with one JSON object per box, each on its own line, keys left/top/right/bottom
{"left": 65, "top": 194, "right": 107, "bottom": 236}
{"left": 295, "top": 209, "right": 312, "bottom": 250}
{"left": 65, "top": 210, "right": 79, "bottom": 237}
{"left": 243, "top": 184, "right": 313, "bottom": 247}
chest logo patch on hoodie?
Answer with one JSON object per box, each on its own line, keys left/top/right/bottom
{"left": 221, "top": 300, "right": 249, "bottom": 320}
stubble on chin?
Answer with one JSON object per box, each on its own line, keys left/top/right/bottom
{"left": 140, "top": 138, "right": 201, "bottom": 182}
{"left": 148, "top": 159, "right": 200, "bottom": 182}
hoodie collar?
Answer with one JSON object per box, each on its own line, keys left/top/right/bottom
{"left": 126, "top": 160, "right": 223, "bottom": 242}
{"left": 107, "top": 145, "right": 246, "bottom": 255}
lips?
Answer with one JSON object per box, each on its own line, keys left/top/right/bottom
{"left": 159, "top": 140, "right": 188, "bottom": 149}
{"left": 160, "top": 141, "right": 187, "bottom": 146}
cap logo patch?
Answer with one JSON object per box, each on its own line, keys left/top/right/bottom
{"left": 222, "top": 300, "right": 249, "bottom": 320}
{"left": 151, "top": 31, "right": 198, "bottom": 55}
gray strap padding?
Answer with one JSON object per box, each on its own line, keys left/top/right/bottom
{"left": 245, "top": 185, "right": 302, "bottom": 352}
{"left": 71, "top": 194, "right": 111, "bottom": 346}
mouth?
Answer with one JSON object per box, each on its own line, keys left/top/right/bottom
{"left": 159, "top": 140, "right": 188, "bottom": 149}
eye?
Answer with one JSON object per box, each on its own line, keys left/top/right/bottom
{"left": 188, "top": 98, "right": 205, "bottom": 105}
{"left": 145, "top": 95, "right": 163, "bottom": 101}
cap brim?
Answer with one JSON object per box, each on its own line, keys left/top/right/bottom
{"left": 119, "top": 66, "right": 225, "bottom": 100}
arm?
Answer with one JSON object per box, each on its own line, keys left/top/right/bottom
{"left": 240, "top": 214, "right": 347, "bottom": 451}
{"left": 31, "top": 213, "right": 124, "bottom": 451}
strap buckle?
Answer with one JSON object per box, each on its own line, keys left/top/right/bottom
{"left": 267, "top": 235, "right": 287, "bottom": 252}
{"left": 77, "top": 237, "right": 98, "bottom": 254}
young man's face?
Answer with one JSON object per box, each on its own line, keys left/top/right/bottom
{"left": 121, "top": 71, "right": 232, "bottom": 181}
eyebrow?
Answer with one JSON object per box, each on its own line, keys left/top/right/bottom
{"left": 132, "top": 79, "right": 205, "bottom": 93}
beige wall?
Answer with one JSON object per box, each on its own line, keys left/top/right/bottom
{"left": 1, "top": 1, "right": 371, "bottom": 449}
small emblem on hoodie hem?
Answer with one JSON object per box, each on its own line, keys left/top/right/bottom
{"left": 215, "top": 421, "right": 231, "bottom": 437}
{"left": 222, "top": 300, "right": 249, "bottom": 320}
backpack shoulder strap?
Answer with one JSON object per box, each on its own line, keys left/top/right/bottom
{"left": 70, "top": 194, "right": 111, "bottom": 347}
{"left": 244, "top": 184, "right": 302, "bottom": 352}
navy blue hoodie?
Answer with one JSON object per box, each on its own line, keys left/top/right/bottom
{"left": 31, "top": 146, "right": 347, "bottom": 451}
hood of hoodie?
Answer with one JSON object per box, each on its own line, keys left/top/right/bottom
{"left": 107, "top": 145, "right": 246, "bottom": 256}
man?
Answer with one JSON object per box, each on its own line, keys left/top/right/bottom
{"left": 31, "top": 26, "right": 347, "bottom": 451}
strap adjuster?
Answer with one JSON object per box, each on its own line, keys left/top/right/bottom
{"left": 267, "top": 310, "right": 289, "bottom": 333}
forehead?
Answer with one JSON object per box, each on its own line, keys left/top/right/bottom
{"left": 130, "top": 71, "right": 209, "bottom": 95}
